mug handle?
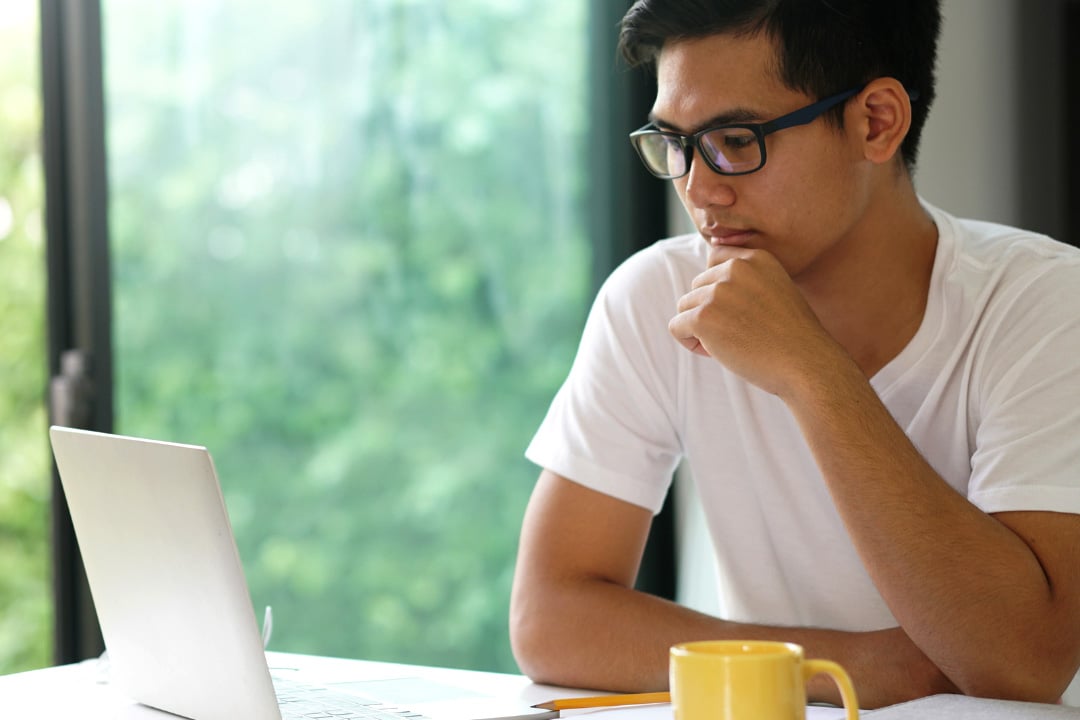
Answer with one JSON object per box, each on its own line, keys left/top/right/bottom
{"left": 803, "top": 659, "right": 860, "bottom": 720}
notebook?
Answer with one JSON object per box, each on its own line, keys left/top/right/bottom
{"left": 861, "top": 693, "right": 1078, "bottom": 718}
{"left": 49, "top": 426, "right": 559, "bottom": 720}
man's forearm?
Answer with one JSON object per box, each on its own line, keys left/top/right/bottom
{"left": 510, "top": 575, "right": 954, "bottom": 708}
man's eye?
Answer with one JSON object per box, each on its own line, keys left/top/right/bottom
{"left": 723, "top": 133, "right": 756, "bottom": 150}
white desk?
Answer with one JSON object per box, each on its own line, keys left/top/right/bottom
{"left": 0, "top": 651, "right": 563, "bottom": 719}
{"left": 0, "top": 652, "right": 1073, "bottom": 719}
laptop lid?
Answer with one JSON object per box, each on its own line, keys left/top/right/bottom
{"left": 50, "top": 426, "right": 281, "bottom": 720}
{"left": 49, "top": 426, "right": 560, "bottom": 720}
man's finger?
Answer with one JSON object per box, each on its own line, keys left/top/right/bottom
{"left": 668, "top": 313, "right": 712, "bottom": 357}
{"left": 706, "top": 243, "right": 756, "bottom": 268}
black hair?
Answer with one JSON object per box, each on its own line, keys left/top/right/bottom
{"left": 619, "top": 0, "right": 941, "bottom": 172}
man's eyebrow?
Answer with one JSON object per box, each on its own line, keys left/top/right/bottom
{"left": 648, "top": 107, "right": 764, "bottom": 134}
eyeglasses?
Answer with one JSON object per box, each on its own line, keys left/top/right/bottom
{"left": 629, "top": 86, "right": 863, "bottom": 179}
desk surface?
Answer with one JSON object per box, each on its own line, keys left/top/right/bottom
{"left": 0, "top": 652, "right": 1073, "bottom": 719}
{"left": 0, "top": 652, "right": 558, "bottom": 719}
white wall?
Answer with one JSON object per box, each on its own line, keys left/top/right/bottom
{"left": 917, "top": 0, "right": 1065, "bottom": 237}
{"left": 916, "top": 0, "right": 1021, "bottom": 224}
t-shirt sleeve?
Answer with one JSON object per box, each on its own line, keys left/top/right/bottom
{"left": 968, "top": 258, "right": 1080, "bottom": 515}
{"left": 525, "top": 244, "right": 686, "bottom": 514}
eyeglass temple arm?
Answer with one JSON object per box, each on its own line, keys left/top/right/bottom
{"left": 760, "top": 85, "right": 920, "bottom": 136}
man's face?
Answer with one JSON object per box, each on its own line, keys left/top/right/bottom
{"left": 652, "top": 32, "right": 872, "bottom": 280}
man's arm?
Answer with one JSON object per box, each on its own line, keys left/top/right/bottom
{"left": 787, "top": 359, "right": 1080, "bottom": 702}
{"left": 668, "top": 247, "right": 1080, "bottom": 702}
{"left": 510, "top": 469, "right": 957, "bottom": 708}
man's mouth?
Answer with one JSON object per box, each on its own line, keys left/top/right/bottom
{"left": 702, "top": 226, "right": 755, "bottom": 247}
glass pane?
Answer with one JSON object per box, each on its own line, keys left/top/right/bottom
{"left": 102, "top": 1, "right": 588, "bottom": 671}
{"left": 0, "top": 1, "right": 51, "bottom": 674}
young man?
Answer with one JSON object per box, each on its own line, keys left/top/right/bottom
{"left": 510, "top": 0, "right": 1080, "bottom": 709}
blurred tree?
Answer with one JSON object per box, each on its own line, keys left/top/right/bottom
{"left": 104, "top": 0, "right": 588, "bottom": 671}
{"left": 0, "top": 1, "right": 51, "bottom": 675}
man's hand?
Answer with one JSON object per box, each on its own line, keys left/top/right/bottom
{"left": 667, "top": 247, "right": 846, "bottom": 397}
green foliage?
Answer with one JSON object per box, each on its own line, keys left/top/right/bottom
{"left": 0, "top": 2, "right": 52, "bottom": 675}
{"left": 105, "top": 1, "right": 589, "bottom": 671}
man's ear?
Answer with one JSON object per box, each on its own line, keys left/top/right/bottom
{"left": 851, "top": 77, "right": 912, "bottom": 166}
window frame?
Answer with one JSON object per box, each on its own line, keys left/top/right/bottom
{"left": 40, "top": 0, "right": 112, "bottom": 663}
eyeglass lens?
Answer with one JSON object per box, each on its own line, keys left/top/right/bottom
{"left": 635, "top": 127, "right": 762, "bottom": 178}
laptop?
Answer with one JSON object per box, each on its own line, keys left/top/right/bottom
{"left": 49, "top": 426, "right": 560, "bottom": 720}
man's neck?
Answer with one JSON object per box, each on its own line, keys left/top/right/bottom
{"left": 796, "top": 181, "right": 939, "bottom": 379}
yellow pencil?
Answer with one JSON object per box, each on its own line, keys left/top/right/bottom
{"left": 533, "top": 692, "right": 671, "bottom": 711}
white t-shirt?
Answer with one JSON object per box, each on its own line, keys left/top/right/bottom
{"left": 526, "top": 203, "right": 1080, "bottom": 632}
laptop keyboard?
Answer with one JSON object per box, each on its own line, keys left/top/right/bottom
{"left": 275, "top": 677, "right": 431, "bottom": 720}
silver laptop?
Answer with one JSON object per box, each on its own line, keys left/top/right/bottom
{"left": 49, "top": 426, "right": 558, "bottom": 720}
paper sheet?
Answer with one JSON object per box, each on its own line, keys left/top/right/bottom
{"left": 560, "top": 702, "right": 849, "bottom": 720}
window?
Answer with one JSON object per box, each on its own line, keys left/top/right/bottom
{"left": 101, "top": 1, "right": 590, "bottom": 671}
{"left": 40, "top": 0, "right": 665, "bottom": 671}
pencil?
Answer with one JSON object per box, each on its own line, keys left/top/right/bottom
{"left": 532, "top": 692, "right": 671, "bottom": 711}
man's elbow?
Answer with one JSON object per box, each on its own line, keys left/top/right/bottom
{"left": 953, "top": 654, "right": 1080, "bottom": 704}
{"left": 510, "top": 631, "right": 545, "bottom": 684}
{"left": 509, "top": 587, "right": 561, "bottom": 685}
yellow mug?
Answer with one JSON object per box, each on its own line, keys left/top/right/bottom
{"left": 670, "top": 640, "right": 859, "bottom": 720}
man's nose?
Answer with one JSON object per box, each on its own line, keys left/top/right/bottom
{"left": 684, "top": 153, "right": 737, "bottom": 208}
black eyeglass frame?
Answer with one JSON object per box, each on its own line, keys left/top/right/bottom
{"left": 629, "top": 84, "right": 878, "bottom": 179}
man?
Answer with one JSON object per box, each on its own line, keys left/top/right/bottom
{"left": 509, "top": 0, "right": 1080, "bottom": 709}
